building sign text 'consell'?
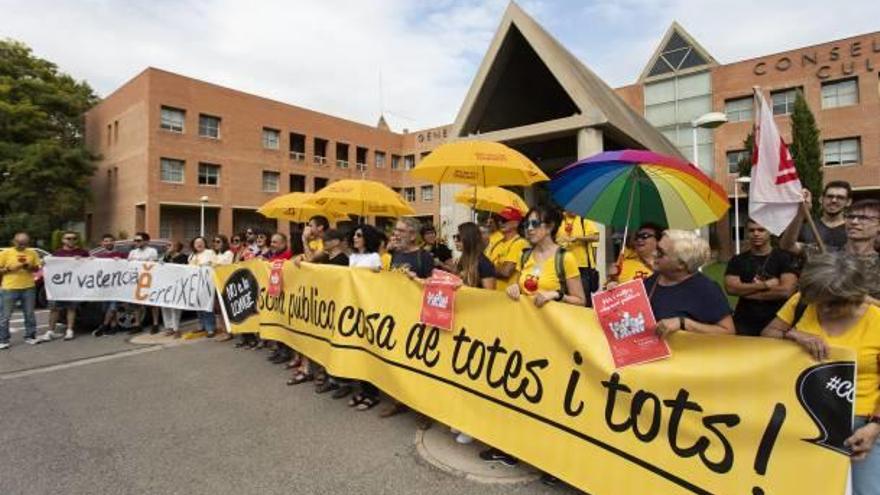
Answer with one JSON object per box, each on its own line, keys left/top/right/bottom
{"left": 753, "top": 38, "right": 879, "bottom": 80}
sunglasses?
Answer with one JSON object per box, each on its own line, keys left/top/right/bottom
{"left": 635, "top": 232, "right": 655, "bottom": 240}
{"left": 524, "top": 219, "right": 543, "bottom": 230}
{"left": 353, "top": 231, "right": 363, "bottom": 238}
{"left": 133, "top": 238, "right": 144, "bottom": 242}
{"left": 63, "top": 236, "right": 77, "bottom": 241}
{"left": 453, "top": 234, "right": 461, "bottom": 242}
{"left": 845, "top": 213, "right": 879, "bottom": 222}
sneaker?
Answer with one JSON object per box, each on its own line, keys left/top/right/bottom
{"left": 92, "top": 325, "right": 107, "bottom": 337}
{"left": 455, "top": 433, "right": 474, "bottom": 444}
{"left": 47, "top": 330, "right": 64, "bottom": 339}
{"left": 64, "top": 329, "right": 75, "bottom": 341}
{"left": 38, "top": 332, "right": 54, "bottom": 342}
{"left": 479, "top": 448, "right": 518, "bottom": 467}
{"left": 23, "top": 337, "right": 41, "bottom": 345}
{"left": 0, "top": 342, "right": 10, "bottom": 350}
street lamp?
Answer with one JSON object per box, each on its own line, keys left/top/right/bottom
{"left": 691, "top": 112, "right": 728, "bottom": 175}
{"left": 199, "top": 196, "right": 209, "bottom": 237}
{"left": 733, "top": 176, "right": 751, "bottom": 255}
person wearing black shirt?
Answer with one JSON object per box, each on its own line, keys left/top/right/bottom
{"left": 724, "top": 220, "right": 798, "bottom": 336}
{"left": 781, "top": 181, "right": 851, "bottom": 254}
{"left": 647, "top": 230, "right": 734, "bottom": 338}
{"left": 420, "top": 225, "right": 452, "bottom": 270}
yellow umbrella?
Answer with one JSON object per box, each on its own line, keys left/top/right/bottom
{"left": 454, "top": 186, "right": 527, "bottom": 214}
{"left": 308, "top": 179, "right": 415, "bottom": 218}
{"left": 257, "top": 192, "right": 349, "bottom": 223}
{"left": 409, "top": 140, "right": 548, "bottom": 187}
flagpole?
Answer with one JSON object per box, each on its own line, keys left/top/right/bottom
{"left": 801, "top": 201, "right": 827, "bottom": 253}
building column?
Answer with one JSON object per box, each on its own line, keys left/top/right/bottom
{"left": 576, "top": 127, "right": 607, "bottom": 284}
{"left": 145, "top": 201, "right": 160, "bottom": 238}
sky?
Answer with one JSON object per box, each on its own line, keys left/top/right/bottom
{"left": 2, "top": 0, "right": 877, "bottom": 130}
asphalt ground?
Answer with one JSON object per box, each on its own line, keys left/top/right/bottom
{"left": 0, "top": 330, "right": 579, "bottom": 495}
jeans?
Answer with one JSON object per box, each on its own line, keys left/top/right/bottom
{"left": 161, "top": 307, "right": 182, "bottom": 331}
{"left": 197, "top": 311, "right": 216, "bottom": 335}
{"left": 0, "top": 288, "right": 37, "bottom": 342}
{"left": 852, "top": 416, "right": 880, "bottom": 495}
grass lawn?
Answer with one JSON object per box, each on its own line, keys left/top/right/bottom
{"left": 703, "top": 261, "right": 737, "bottom": 309}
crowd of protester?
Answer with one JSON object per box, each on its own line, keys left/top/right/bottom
{"left": 0, "top": 180, "right": 878, "bottom": 492}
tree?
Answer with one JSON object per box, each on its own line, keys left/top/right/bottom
{"left": 0, "top": 39, "right": 98, "bottom": 245}
{"left": 789, "top": 91, "right": 823, "bottom": 214}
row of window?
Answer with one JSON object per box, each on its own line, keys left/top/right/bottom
{"left": 158, "top": 158, "right": 434, "bottom": 202}
{"left": 159, "top": 106, "right": 426, "bottom": 171}
{"left": 726, "top": 137, "right": 862, "bottom": 173}
{"left": 723, "top": 77, "right": 859, "bottom": 123}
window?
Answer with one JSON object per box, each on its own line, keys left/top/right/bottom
{"left": 160, "top": 158, "right": 184, "bottom": 183}
{"left": 404, "top": 155, "right": 415, "bottom": 170}
{"left": 403, "top": 187, "right": 416, "bottom": 202}
{"left": 160, "top": 106, "right": 185, "bottom": 132}
{"left": 314, "top": 138, "right": 328, "bottom": 165}
{"left": 724, "top": 97, "right": 753, "bottom": 123}
{"left": 113, "top": 121, "right": 119, "bottom": 143}
{"left": 375, "top": 151, "right": 386, "bottom": 168}
{"left": 771, "top": 88, "right": 799, "bottom": 115}
{"left": 420, "top": 185, "right": 433, "bottom": 202}
{"left": 198, "top": 163, "right": 220, "bottom": 186}
{"left": 420, "top": 151, "right": 431, "bottom": 160}
{"left": 823, "top": 138, "right": 860, "bottom": 166}
{"left": 391, "top": 154, "right": 401, "bottom": 170}
{"left": 290, "top": 174, "right": 306, "bottom": 193}
{"left": 726, "top": 150, "right": 749, "bottom": 174}
{"left": 336, "top": 142, "right": 349, "bottom": 168}
{"left": 644, "top": 71, "right": 714, "bottom": 169}
{"left": 314, "top": 177, "right": 328, "bottom": 191}
{"left": 262, "top": 128, "right": 280, "bottom": 149}
{"left": 289, "top": 133, "right": 306, "bottom": 161}
{"left": 821, "top": 78, "right": 858, "bottom": 109}
{"left": 392, "top": 187, "right": 402, "bottom": 195}
{"left": 262, "top": 171, "right": 280, "bottom": 192}
{"left": 199, "top": 115, "right": 221, "bottom": 139}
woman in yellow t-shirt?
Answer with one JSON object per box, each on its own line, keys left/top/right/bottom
{"left": 761, "top": 253, "right": 880, "bottom": 493}
{"left": 607, "top": 223, "right": 662, "bottom": 288}
{"left": 506, "top": 206, "right": 585, "bottom": 308}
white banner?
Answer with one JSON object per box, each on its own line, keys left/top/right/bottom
{"left": 43, "top": 257, "right": 215, "bottom": 311}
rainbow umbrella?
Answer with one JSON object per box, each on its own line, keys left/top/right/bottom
{"left": 550, "top": 150, "right": 729, "bottom": 230}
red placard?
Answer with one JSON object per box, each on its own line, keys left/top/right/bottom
{"left": 591, "top": 279, "right": 670, "bottom": 368}
{"left": 267, "top": 259, "right": 285, "bottom": 297}
{"left": 419, "top": 269, "right": 462, "bottom": 331}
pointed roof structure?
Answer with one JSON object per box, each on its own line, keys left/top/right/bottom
{"left": 638, "top": 21, "right": 717, "bottom": 82}
{"left": 450, "top": 2, "right": 680, "bottom": 157}
{"left": 376, "top": 114, "right": 390, "bottom": 131}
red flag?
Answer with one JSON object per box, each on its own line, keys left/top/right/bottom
{"left": 748, "top": 89, "right": 803, "bottom": 235}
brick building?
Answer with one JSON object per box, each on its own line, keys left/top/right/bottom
{"left": 85, "top": 68, "right": 444, "bottom": 242}
{"left": 614, "top": 23, "right": 880, "bottom": 256}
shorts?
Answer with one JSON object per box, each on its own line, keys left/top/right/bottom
{"left": 49, "top": 300, "right": 80, "bottom": 310}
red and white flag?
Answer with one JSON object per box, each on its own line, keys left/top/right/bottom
{"left": 748, "top": 88, "right": 803, "bottom": 235}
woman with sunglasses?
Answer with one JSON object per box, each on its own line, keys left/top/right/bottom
{"left": 506, "top": 206, "right": 585, "bottom": 308}
{"left": 187, "top": 236, "right": 217, "bottom": 338}
{"left": 607, "top": 223, "right": 663, "bottom": 289}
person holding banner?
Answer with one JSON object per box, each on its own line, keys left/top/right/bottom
{"left": 506, "top": 206, "right": 585, "bottom": 308}
{"left": 761, "top": 253, "right": 880, "bottom": 494}
{"left": 0, "top": 232, "right": 42, "bottom": 348}
{"left": 42, "top": 231, "right": 89, "bottom": 342}
{"left": 160, "top": 241, "right": 189, "bottom": 338}
{"left": 646, "top": 230, "right": 734, "bottom": 338}
{"left": 91, "top": 234, "right": 127, "bottom": 337}
{"left": 302, "top": 215, "right": 328, "bottom": 261}
{"left": 127, "top": 232, "right": 161, "bottom": 335}
{"left": 486, "top": 208, "right": 528, "bottom": 294}
{"left": 187, "top": 237, "right": 217, "bottom": 339}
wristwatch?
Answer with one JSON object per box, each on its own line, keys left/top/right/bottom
{"left": 678, "top": 316, "right": 686, "bottom": 331}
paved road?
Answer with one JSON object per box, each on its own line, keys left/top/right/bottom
{"left": 0, "top": 334, "right": 576, "bottom": 495}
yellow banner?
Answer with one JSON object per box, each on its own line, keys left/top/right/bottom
{"left": 216, "top": 260, "right": 854, "bottom": 495}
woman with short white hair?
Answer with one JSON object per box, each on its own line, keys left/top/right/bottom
{"left": 762, "top": 253, "right": 880, "bottom": 494}
{"left": 646, "top": 229, "right": 734, "bottom": 337}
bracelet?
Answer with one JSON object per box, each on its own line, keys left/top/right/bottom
{"left": 555, "top": 291, "right": 564, "bottom": 301}
{"left": 678, "top": 316, "right": 686, "bottom": 331}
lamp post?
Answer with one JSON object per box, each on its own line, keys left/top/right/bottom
{"left": 691, "top": 112, "right": 728, "bottom": 176}
{"left": 199, "top": 196, "right": 209, "bottom": 237}
{"left": 733, "top": 176, "right": 751, "bottom": 255}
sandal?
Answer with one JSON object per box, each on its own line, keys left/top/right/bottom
{"left": 286, "top": 371, "right": 314, "bottom": 386}
{"left": 356, "top": 395, "right": 381, "bottom": 411}
{"left": 332, "top": 385, "right": 353, "bottom": 400}
{"left": 315, "top": 381, "right": 339, "bottom": 394}
{"left": 284, "top": 357, "right": 303, "bottom": 370}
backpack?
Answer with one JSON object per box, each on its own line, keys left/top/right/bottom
{"left": 520, "top": 246, "right": 570, "bottom": 295}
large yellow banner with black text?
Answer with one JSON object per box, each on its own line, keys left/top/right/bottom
{"left": 215, "top": 260, "right": 855, "bottom": 495}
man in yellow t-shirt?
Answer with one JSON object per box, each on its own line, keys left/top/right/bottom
{"left": 484, "top": 215, "right": 503, "bottom": 257}
{"left": 485, "top": 208, "right": 528, "bottom": 293}
{"left": 555, "top": 212, "right": 599, "bottom": 269}
{"left": 302, "top": 215, "right": 328, "bottom": 261}
{"left": 0, "top": 232, "right": 43, "bottom": 347}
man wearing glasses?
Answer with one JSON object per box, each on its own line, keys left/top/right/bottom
{"left": 42, "top": 231, "right": 89, "bottom": 341}
{"left": 842, "top": 199, "right": 880, "bottom": 304}
{"left": 781, "top": 181, "right": 852, "bottom": 253}
{"left": 127, "top": 232, "right": 160, "bottom": 334}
